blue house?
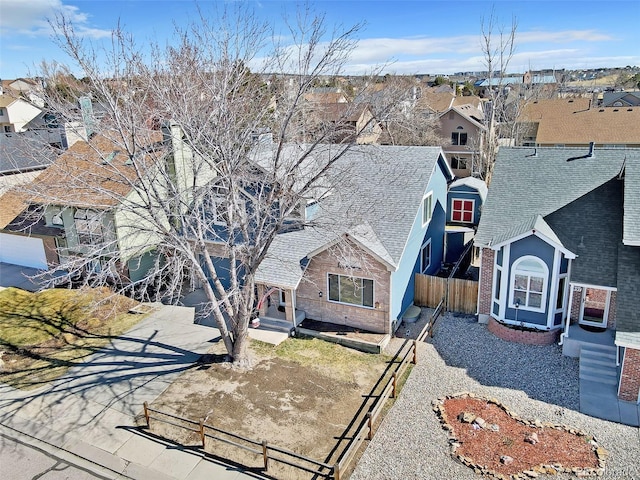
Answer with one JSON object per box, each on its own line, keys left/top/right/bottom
{"left": 247, "top": 145, "right": 454, "bottom": 338}
{"left": 444, "top": 176, "right": 487, "bottom": 264}
{"left": 475, "top": 145, "right": 640, "bottom": 408}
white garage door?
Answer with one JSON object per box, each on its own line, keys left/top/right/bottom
{"left": 0, "top": 233, "right": 48, "bottom": 269}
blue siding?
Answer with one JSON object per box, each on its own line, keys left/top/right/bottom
{"left": 445, "top": 231, "right": 466, "bottom": 263}
{"left": 448, "top": 190, "right": 482, "bottom": 225}
{"left": 204, "top": 256, "right": 236, "bottom": 290}
{"left": 391, "top": 155, "right": 449, "bottom": 321}
{"left": 504, "top": 235, "right": 555, "bottom": 326}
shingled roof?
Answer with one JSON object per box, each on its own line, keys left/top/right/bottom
{"left": 28, "top": 133, "right": 164, "bottom": 209}
{"left": 254, "top": 145, "right": 449, "bottom": 288}
{"left": 518, "top": 98, "right": 640, "bottom": 146}
{"left": 475, "top": 146, "right": 634, "bottom": 248}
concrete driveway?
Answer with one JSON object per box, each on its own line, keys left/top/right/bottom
{"left": 0, "top": 262, "right": 65, "bottom": 292}
{"left": 0, "top": 303, "right": 255, "bottom": 479}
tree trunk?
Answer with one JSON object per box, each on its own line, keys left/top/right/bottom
{"left": 232, "top": 321, "right": 251, "bottom": 369}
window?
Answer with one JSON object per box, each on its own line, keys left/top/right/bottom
{"left": 422, "top": 192, "right": 433, "bottom": 226}
{"left": 49, "top": 207, "right": 64, "bottom": 226}
{"left": 450, "top": 156, "right": 468, "bottom": 170}
{"left": 328, "top": 274, "right": 374, "bottom": 308}
{"left": 0, "top": 108, "right": 5, "bottom": 116}
{"left": 510, "top": 256, "right": 548, "bottom": 312}
{"left": 420, "top": 240, "right": 431, "bottom": 273}
{"left": 451, "top": 199, "right": 474, "bottom": 223}
{"left": 451, "top": 127, "right": 467, "bottom": 146}
{"left": 556, "top": 276, "right": 567, "bottom": 310}
{"left": 3, "top": 126, "right": 11, "bottom": 133}
{"left": 74, "top": 209, "right": 105, "bottom": 245}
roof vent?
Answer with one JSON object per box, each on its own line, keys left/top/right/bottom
{"left": 566, "top": 142, "right": 595, "bottom": 162}
{"left": 599, "top": 109, "right": 605, "bottom": 112}
{"left": 628, "top": 108, "right": 633, "bottom": 111}
{"left": 102, "top": 150, "right": 120, "bottom": 165}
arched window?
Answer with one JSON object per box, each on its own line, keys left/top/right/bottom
{"left": 451, "top": 126, "right": 467, "bottom": 145}
{"left": 510, "top": 256, "right": 548, "bottom": 312}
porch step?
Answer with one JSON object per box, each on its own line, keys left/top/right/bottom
{"left": 579, "top": 344, "right": 618, "bottom": 386}
{"left": 255, "top": 316, "right": 294, "bottom": 334}
{"left": 402, "top": 304, "right": 421, "bottom": 324}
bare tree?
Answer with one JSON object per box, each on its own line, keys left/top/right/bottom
{"left": 360, "top": 76, "right": 445, "bottom": 146}
{"left": 478, "top": 9, "right": 517, "bottom": 184}
{"left": 9, "top": 4, "right": 400, "bottom": 368}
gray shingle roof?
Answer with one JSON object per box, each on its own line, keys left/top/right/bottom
{"left": 624, "top": 157, "right": 640, "bottom": 245}
{"left": 254, "top": 144, "right": 446, "bottom": 288}
{"left": 0, "top": 135, "right": 56, "bottom": 174}
{"left": 475, "top": 146, "right": 634, "bottom": 247}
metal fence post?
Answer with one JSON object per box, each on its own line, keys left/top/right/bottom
{"left": 366, "top": 412, "right": 373, "bottom": 440}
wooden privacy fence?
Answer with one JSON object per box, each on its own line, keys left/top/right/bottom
{"left": 414, "top": 273, "right": 478, "bottom": 314}
{"left": 142, "top": 339, "right": 419, "bottom": 480}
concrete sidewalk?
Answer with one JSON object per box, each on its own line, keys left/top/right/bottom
{"left": 0, "top": 304, "right": 260, "bottom": 480}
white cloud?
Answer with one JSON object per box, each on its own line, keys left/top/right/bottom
{"left": 518, "top": 30, "right": 614, "bottom": 44}
{"left": 0, "top": 0, "right": 110, "bottom": 38}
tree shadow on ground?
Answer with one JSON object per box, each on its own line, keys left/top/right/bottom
{"left": 0, "top": 325, "right": 220, "bottom": 444}
{"left": 428, "top": 313, "right": 580, "bottom": 411}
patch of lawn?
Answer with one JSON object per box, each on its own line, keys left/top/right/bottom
{"left": 251, "top": 336, "right": 392, "bottom": 382}
{"left": 0, "top": 286, "right": 146, "bottom": 390}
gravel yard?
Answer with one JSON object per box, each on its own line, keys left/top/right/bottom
{"left": 352, "top": 312, "right": 640, "bottom": 480}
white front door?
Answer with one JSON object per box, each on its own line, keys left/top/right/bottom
{"left": 578, "top": 287, "right": 610, "bottom": 328}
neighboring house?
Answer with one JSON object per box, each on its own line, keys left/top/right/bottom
{"left": 601, "top": 91, "right": 640, "bottom": 108}
{"left": 0, "top": 137, "right": 57, "bottom": 195}
{"left": 439, "top": 104, "right": 486, "bottom": 177}
{"left": 305, "top": 100, "right": 381, "bottom": 145}
{"left": 444, "top": 176, "right": 487, "bottom": 264}
{"left": 515, "top": 97, "right": 640, "bottom": 148}
{"left": 0, "top": 94, "right": 44, "bottom": 133}
{"left": 209, "top": 144, "right": 454, "bottom": 338}
{"left": 0, "top": 124, "right": 193, "bottom": 281}
{"left": 475, "top": 145, "right": 640, "bottom": 404}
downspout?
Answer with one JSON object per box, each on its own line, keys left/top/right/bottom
{"left": 558, "top": 285, "right": 573, "bottom": 345}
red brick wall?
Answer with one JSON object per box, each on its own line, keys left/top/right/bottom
{"left": 607, "top": 291, "right": 617, "bottom": 329}
{"left": 296, "top": 245, "right": 390, "bottom": 333}
{"left": 619, "top": 348, "right": 640, "bottom": 402}
{"left": 488, "top": 317, "right": 559, "bottom": 345}
{"left": 478, "top": 248, "right": 495, "bottom": 316}
{"left": 570, "top": 286, "right": 582, "bottom": 322}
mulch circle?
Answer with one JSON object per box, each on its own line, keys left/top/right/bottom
{"left": 432, "top": 393, "right": 606, "bottom": 479}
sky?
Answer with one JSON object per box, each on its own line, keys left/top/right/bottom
{"left": 0, "top": 0, "right": 639, "bottom": 79}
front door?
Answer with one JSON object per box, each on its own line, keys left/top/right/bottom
{"left": 579, "top": 287, "right": 610, "bottom": 328}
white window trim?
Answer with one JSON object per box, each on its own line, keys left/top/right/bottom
{"left": 451, "top": 198, "right": 475, "bottom": 223}
{"left": 509, "top": 255, "right": 549, "bottom": 313}
{"left": 422, "top": 191, "right": 433, "bottom": 227}
{"left": 420, "top": 239, "right": 432, "bottom": 274}
{"left": 327, "top": 273, "right": 375, "bottom": 309}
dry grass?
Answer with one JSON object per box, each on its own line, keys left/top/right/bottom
{"left": 250, "top": 336, "right": 390, "bottom": 382}
{"left": 0, "top": 287, "right": 146, "bottom": 389}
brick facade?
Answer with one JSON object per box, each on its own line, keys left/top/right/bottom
{"left": 296, "top": 246, "right": 390, "bottom": 334}
{"left": 488, "top": 317, "right": 559, "bottom": 345}
{"left": 478, "top": 247, "right": 495, "bottom": 318}
{"left": 619, "top": 348, "right": 640, "bottom": 403}
{"left": 570, "top": 285, "right": 582, "bottom": 321}
{"left": 607, "top": 291, "right": 617, "bottom": 329}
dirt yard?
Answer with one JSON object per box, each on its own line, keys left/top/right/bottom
{"left": 146, "top": 336, "right": 398, "bottom": 478}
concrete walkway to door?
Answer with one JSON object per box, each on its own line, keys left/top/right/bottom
{"left": 0, "top": 302, "right": 260, "bottom": 480}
